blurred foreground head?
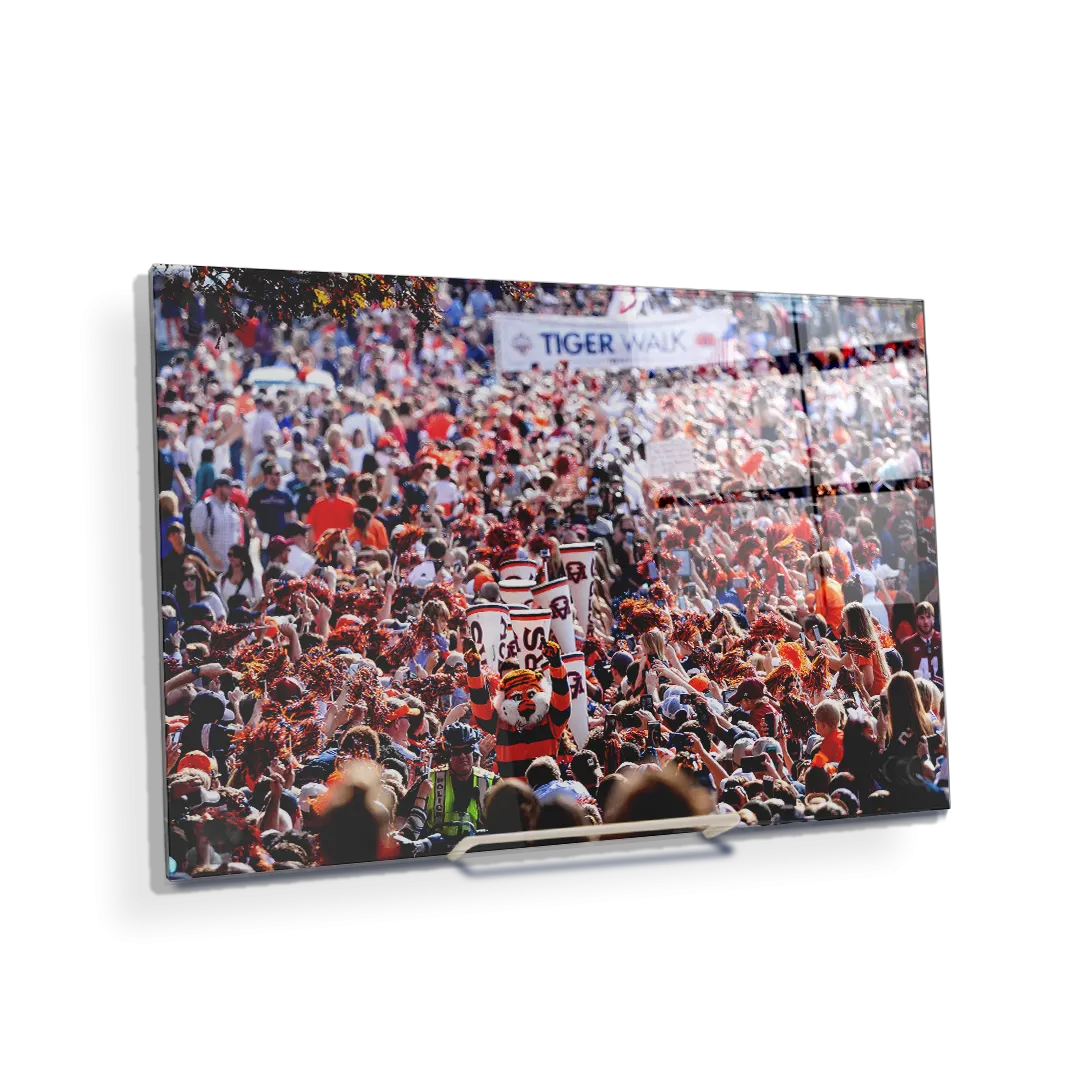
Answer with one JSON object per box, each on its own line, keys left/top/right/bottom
{"left": 484, "top": 778, "right": 539, "bottom": 834}
{"left": 605, "top": 767, "right": 713, "bottom": 823}
{"left": 312, "top": 761, "right": 390, "bottom": 866}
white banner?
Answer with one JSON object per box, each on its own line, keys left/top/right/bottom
{"left": 562, "top": 651, "right": 589, "bottom": 750}
{"left": 493, "top": 309, "right": 731, "bottom": 374}
{"left": 645, "top": 436, "right": 697, "bottom": 478}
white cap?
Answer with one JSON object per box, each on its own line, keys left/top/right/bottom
{"left": 299, "top": 783, "right": 327, "bottom": 814}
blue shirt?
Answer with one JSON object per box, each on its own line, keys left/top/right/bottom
{"left": 247, "top": 485, "right": 295, "bottom": 535}
{"left": 715, "top": 586, "right": 744, "bottom": 613}
{"left": 413, "top": 633, "right": 450, "bottom": 673}
{"left": 467, "top": 289, "right": 494, "bottom": 319}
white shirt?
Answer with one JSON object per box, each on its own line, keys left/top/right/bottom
{"left": 220, "top": 573, "right": 264, "bottom": 605}
{"left": 185, "top": 434, "right": 205, "bottom": 471}
{"left": 197, "top": 590, "right": 226, "bottom": 621}
{"left": 861, "top": 590, "right": 890, "bottom": 629}
{"left": 349, "top": 443, "right": 372, "bottom": 472}
{"left": 286, "top": 546, "right": 316, "bottom": 577}
{"left": 190, "top": 497, "right": 243, "bottom": 568}
{"left": 430, "top": 480, "right": 460, "bottom": 507}
{"left": 247, "top": 407, "right": 279, "bottom": 449}
{"left": 343, "top": 411, "right": 384, "bottom": 444}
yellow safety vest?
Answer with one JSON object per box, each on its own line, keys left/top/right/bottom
{"left": 425, "top": 767, "right": 495, "bottom": 839}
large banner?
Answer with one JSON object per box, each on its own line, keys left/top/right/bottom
{"left": 493, "top": 309, "right": 732, "bottom": 374}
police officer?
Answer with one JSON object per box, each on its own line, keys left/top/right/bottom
{"left": 399, "top": 721, "right": 495, "bottom": 845}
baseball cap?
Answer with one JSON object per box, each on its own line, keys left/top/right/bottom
{"left": 298, "top": 783, "right": 327, "bottom": 815}
{"left": 409, "top": 562, "right": 437, "bottom": 587}
{"left": 185, "top": 602, "right": 214, "bottom": 624}
{"left": 266, "top": 535, "right": 291, "bottom": 559}
{"left": 661, "top": 695, "right": 689, "bottom": 721}
{"left": 181, "top": 625, "right": 211, "bottom": 645}
{"left": 729, "top": 678, "right": 768, "bottom": 705}
{"left": 610, "top": 651, "right": 634, "bottom": 675}
{"left": 731, "top": 738, "right": 756, "bottom": 764}
{"left": 176, "top": 750, "right": 215, "bottom": 776}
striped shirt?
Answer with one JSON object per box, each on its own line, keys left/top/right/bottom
{"left": 466, "top": 652, "right": 571, "bottom": 780}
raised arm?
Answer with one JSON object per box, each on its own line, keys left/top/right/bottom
{"left": 463, "top": 639, "right": 496, "bottom": 735}
{"left": 542, "top": 638, "right": 571, "bottom": 735}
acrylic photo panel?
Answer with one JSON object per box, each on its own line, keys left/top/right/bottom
{"left": 152, "top": 268, "right": 947, "bottom": 880}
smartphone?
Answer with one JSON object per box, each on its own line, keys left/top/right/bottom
{"left": 806, "top": 570, "right": 816, "bottom": 591}
{"left": 732, "top": 576, "right": 748, "bottom": 589}
{"left": 777, "top": 577, "right": 786, "bottom": 597}
{"left": 672, "top": 548, "right": 692, "bottom": 578}
{"left": 625, "top": 530, "right": 634, "bottom": 544}
{"left": 742, "top": 754, "right": 768, "bottom": 772}
{"left": 800, "top": 632, "right": 808, "bottom": 647}
{"left": 677, "top": 595, "right": 688, "bottom": 610}
{"left": 813, "top": 625, "right": 822, "bottom": 643}
{"left": 668, "top": 732, "right": 689, "bottom": 753}
{"left": 647, "top": 720, "right": 661, "bottom": 747}
{"left": 898, "top": 557, "right": 906, "bottom": 570}
{"left": 647, "top": 561, "right": 659, "bottom": 580}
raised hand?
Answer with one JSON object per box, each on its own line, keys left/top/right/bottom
{"left": 541, "top": 636, "right": 562, "bottom": 664}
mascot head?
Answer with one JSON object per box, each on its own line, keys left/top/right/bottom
{"left": 494, "top": 668, "right": 552, "bottom": 730}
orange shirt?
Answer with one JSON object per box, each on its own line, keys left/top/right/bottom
{"left": 820, "top": 728, "right": 844, "bottom": 763}
{"left": 424, "top": 412, "right": 454, "bottom": 442}
{"left": 306, "top": 495, "right": 357, "bottom": 542}
{"left": 815, "top": 577, "right": 845, "bottom": 633}
{"left": 855, "top": 651, "right": 888, "bottom": 696}
{"left": 348, "top": 517, "right": 389, "bottom": 551}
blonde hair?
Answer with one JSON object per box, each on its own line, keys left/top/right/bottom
{"left": 159, "top": 490, "right": 179, "bottom": 518}
{"left": 422, "top": 599, "right": 450, "bottom": 624}
{"left": 885, "top": 671, "right": 933, "bottom": 740}
{"left": 639, "top": 628, "right": 667, "bottom": 659}
{"left": 915, "top": 677, "right": 941, "bottom": 716}
{"left": 842, "top": 601, "right": 889, "bottom": 684}
{"left": 814, "top": 699, "right": 845, "bottom": 731}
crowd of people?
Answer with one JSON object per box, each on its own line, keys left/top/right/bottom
{"left": 155, "top": 274, "right": 946, "bottom": 879}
